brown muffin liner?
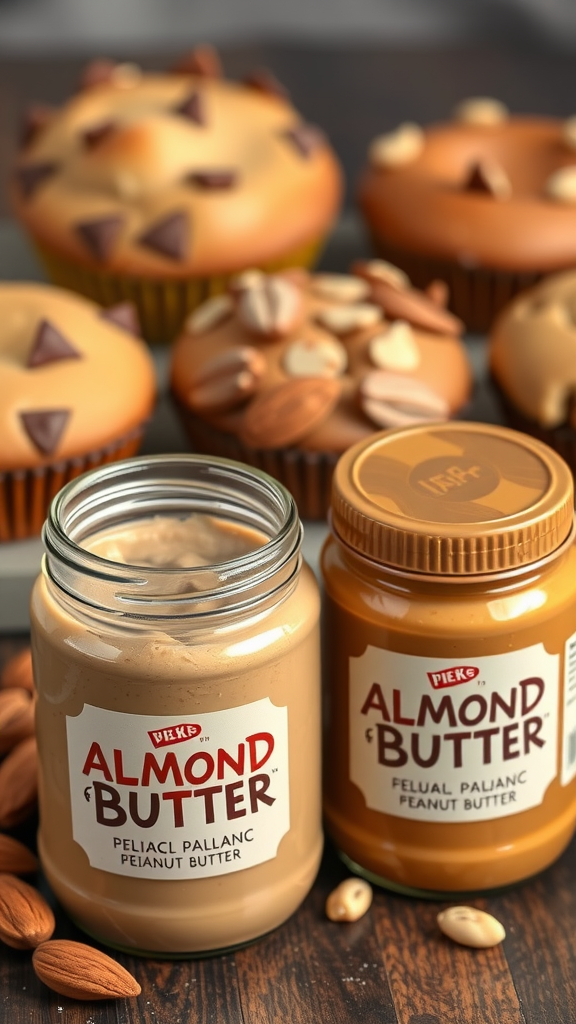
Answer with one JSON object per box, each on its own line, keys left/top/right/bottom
{"left": 490, "top": 377, "right": 576, "bottom": 478}
{"left": 369, "top": 235, "right": 543, "bottom": 335}
{"left": 34, "top": 237, "right": 326, "bottom": 346}
{"left": 173, "top": 399, "right": 337, "bottom": 521}
{"left": 0, "top": 427, "right": 145, "bottom": 543}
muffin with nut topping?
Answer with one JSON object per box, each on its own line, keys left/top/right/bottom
{"left": 10, "top": 45, "right": 342, "bottom": 344}
{"left": 0, "top": 282, "right": 156, "bottom": 541}
{"left": 358, "top": 98, "right": 576, "bottom": 333}
{"left": 490, "top": 269, "right": 576, "bottom": 475}
{"left": 169, "top": 263, "right": 473, "bottom": 519}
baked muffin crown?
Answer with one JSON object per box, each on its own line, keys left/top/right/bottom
{"left": 12, "top": 52, "right": 342, "bottom": 279}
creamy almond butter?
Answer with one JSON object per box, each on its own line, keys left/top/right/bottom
{"left": 321, "top": 422, "right": 576, "bottom": 896}
{"left": 30, "top": 454, "right": 322, "bottom": 955}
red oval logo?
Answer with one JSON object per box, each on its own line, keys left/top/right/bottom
{"left": 426, "top": 666, "right": 479, "bottom": 689}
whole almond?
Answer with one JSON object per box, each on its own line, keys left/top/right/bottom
{"left": 370, "top": 279, "right": 463, "bottom": 336}
{"left": 0, "top": 834, "right": 38, "bottom": 875}
{"left": 187, "top": 347, "right": 266, "bottom": 413}
{"left": 33, "top": 939, "right": 141, "bottom": 1000}
{"left": 0, "top": 874, "right": 54, "bottom": 949}
{"left": 0, "top": 687, "right": 35, "bottom": 754}
{"left": 0, "top": 648, "right": 34, "bottom": 693}
{"left": 239, "top": 377, "right": 341, "bottom": 449}
{"left": 352, "top": 259, "right": 409, "bottom": 291}
{"left": 237, "top": 275, "right": 304, "bottom": 338}
{"left": 0, "top": 736, "right": 38, "bottom": 829}
{"left": 437, "top": 906, "right": 506, "bottom": 948}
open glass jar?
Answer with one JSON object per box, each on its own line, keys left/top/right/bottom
{"left": 30, "top": 454, "right": 322, "bottom": 956}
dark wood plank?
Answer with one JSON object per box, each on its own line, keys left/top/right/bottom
{"left": 374, "top": 895, "right": 523, "bottom": 1024}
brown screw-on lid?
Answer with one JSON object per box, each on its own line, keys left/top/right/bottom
{"left": 331, "top": 422, "right": 574, "bottom": 575}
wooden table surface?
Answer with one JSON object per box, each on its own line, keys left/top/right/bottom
{"left": 2, "top": 39, "right": 576, "bottom": 1023}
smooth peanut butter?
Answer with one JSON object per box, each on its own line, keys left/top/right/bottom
{"left": 322, "top": 422, "right": 576, "bottom": 895}
{"left": 31, "top": 458, "right": 322, "bottom": 955}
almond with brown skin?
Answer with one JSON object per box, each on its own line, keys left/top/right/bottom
{"left": 33, "top": 940, "right": 142, "bottom": 1000}
{"left": 0, "top": 834, "right": 38, "bottom": 875}
{"left": 369, "top": 279, "right": 463, "bottom": 336}
{"left": 0, "top": 736, "right": 38, "bottom": 829}
{"left": 0, "top": 688, "right": 35, "bottom": 754}
{"left": 187, "top": 347, "right": 266, "bottom": 413}
{"left": 0, "top": 874, "right": 54, "bottom": 949}
{"left": 239, "top": 377, "right": 341, "bottom": 449}
{"left": 0, "top": 648, "right": 34, "bottom": 693}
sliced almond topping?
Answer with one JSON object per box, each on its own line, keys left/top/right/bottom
{"left": 368, "top": 322, "right": 421, "bottom": 372}
{"left": 370, "top": 279, "right": 463, "bottom": 335}
{"left": 562, "top": 116, "right": 576, "bottom": 150}
{"left": 360, "top": 372, "right": 449, "bottom": 429}
{"left": 352, "top": 259, "right": 409, "bottom": 291}
{"left": 545, "top": 166, "right": 576, "bottom": 204}
{"left": 310, "top": 274, "right": 370, "bottom": 304}
{"left": 229, "top": 268, "right": 265, "bottom": 294}
{"left": 237, "top": 276, "right": 304, "bottom": 338}
{"left": 283, "top": 337, "right": 348, "bottom": 379}
{"left": 239, "top": 378, "right": 342, "bottom": 450}
{"left": 186, "top": 347, "right": 266, "bottom": 413}
{"left": 186, "top": 294, "right": 233, "bottom": 335}
{"left": 463, "top": 159, "right": 511, "bottom": 200}
{"left": 368, "top": 123, "right": 424, "bottom": 168}
{"left": 453, "top": 97, "right": 509, "bottom": 125}
{"left": 316, "top": 303, "right": 382, "bottom": 335}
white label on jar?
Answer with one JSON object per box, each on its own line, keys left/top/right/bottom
{"left": 562, "top": 629, "right": 576, "bottom": 786}
{"left": 66, "top": 698, "right": 289, "bottom": 879}
{"left": 350, "top": 644, "right": 558, "bottom": 822}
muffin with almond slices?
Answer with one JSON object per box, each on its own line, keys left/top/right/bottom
{"left": 169, "top": 262, "right": 473, "bottom": 519}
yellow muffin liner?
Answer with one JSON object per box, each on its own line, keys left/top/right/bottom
{"left": 369, "top": 235, "right": 543, "bottom": 335}
{"left": 172, "top": 399, "right": 337, "bottom": 522}
{"left": 34, "top": 237, "right": 326, "bottom": 346}
{"left": 0, "top": 427, "right": 145, "bottom": 543}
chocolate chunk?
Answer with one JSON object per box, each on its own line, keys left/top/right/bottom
{"left": 186, "top": 170, "right": 237, "bottom": 189}
{"left": 138, "top": 212, "right": 189, "bottom": 261}
{"left": 101, "top": 303, "right": 141, "bottom": 336}
{"left": 463, "top": 160, "right": 511, "bottom": 200}
{"left": 20, "top": 105, "right": 54, "bottom": 149}
{"left": 27, "top": 320, "right": 82, "bottom": 368}
{"left": 82, "top": 121, "right": 116, "bottom": 148}
{"left": 75, "top": 215, "right": 123, "bottom": 261}
{"left": 78, "top": 58, "right": 117, "bottom": 90}
{"left": 170, "top": 45, "right": 222, "bottom": 78}
{"left": 283, "top": 123, "right": 325, "bottom": 158}
{"left": 174, "top": 92, "right": 206, "bottom": 126}
{"left": 244, "top": 68, "right": 289, "bottom": 100}
{"left": 19, "top": 410, "right": 70, "bottom": 456}
{"left": 15, "top": 162, "right": 58, "bottom": 199}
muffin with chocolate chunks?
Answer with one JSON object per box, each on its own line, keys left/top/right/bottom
{"left": 169, "top": 262, "right": 473, "bottom": 519}
{"left": 11, "top": 45, "right": 342, "bottom": 344}
{"left": 0, "top": 283, "right": 156, "bottom": 541}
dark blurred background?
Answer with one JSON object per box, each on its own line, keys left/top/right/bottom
{"left": 1, "top": 0, "right": 576, "bottom": 214}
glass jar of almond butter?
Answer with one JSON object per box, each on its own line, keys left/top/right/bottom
{"left": 30, "top": 454, "right": 322, "bottom": 955}
{"left": 321, "top": 422, "right": 576, "bottom": 896}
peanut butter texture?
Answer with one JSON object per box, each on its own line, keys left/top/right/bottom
{"left": 31, "top": 514, "right": 321, "bottom": 954}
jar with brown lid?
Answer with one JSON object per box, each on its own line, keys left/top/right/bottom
{"left": 30, "top": 454, "right": 322, "bottom": 956}
{"left": 321, "top": 422, "right": 576, "bottom": 897}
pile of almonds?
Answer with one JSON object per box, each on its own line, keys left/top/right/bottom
{"left": 0, "top": 648, "right": 141, "bottom": 1002}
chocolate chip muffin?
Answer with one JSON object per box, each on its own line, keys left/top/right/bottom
{"left": 169, "top": 262, "right": 473, "bottom": 519}
{"left": 11, "top": 46, "right": 343, "bottom": 344}
{"left": 0, "top": 283, "right": 156, "bottom": 541}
